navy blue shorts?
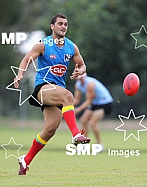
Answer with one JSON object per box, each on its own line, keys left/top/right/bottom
{"left": 29, "top": 82, "right": 62, "bottom": 111}
{"left": 87, "top": 103, "right": 113, "bottom": 114}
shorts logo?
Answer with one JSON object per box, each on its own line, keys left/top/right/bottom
{"left": 50, "top": 64, "right": 67, "bottom": 76}
{"left": 50, "top": 54, "right": 56, "bottom": 59}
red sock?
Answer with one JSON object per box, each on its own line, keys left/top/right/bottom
{"left": 24, "top": 134, "right": 47, "bottom": 166}
{"left": 62, "top": 105, "right": 80, "bottom": 137}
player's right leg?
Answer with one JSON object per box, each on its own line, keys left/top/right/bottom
{"left": 18, "top": 106, "right": 62, "bottom": 175}
{"left": 38, "top": 83, "right": 91, "bottom": 145}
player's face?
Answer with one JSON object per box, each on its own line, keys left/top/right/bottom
{"left": 51, "top": 17, "right": 68, "bottom": 38}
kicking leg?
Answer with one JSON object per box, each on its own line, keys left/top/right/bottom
{"left": 38, "top": 84, "right": 90, "bottom": 144}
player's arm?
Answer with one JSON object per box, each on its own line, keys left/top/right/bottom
{"left": 14, "top": 43, "right": 44, "bottom": 88}
{"left": 70, "top": 44, "right": 86, "bottom": 79}
{"left": 74, "top": 85, "right": 82, "bottom": 106}
{"left": 75, "top": 82, "right": 95, "bottom": 114}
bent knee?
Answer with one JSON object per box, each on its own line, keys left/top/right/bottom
{"left": 63, "top": 90, "right": 74, "bottom": 105}
{"left": 43, "top": 126, "right": 57, "bottom": 137}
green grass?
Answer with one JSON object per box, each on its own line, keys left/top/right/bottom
{"left": 0, "top": 124, "right": 147, "bottom": 187}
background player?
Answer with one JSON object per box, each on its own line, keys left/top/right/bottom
{"left": 14, "top": 13, "right": 90, "bottom": 175}
{"left": 74, "top": 73, "right": 113, "bottom": 146}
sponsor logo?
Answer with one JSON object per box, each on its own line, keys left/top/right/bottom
{"left": 50, "top": 54, "right": 56, "bottom": 59}
{"left": 64, "top": 54, "right": 72, "bottom": 61}
{"left": 50, "top": 64, "right": 67, "bottom": 76}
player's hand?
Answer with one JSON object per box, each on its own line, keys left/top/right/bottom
{"left": 70, "top": 64, "right": 83, "bottom": 79}
{"left": 14, "top": 75, "right": 23, "bottom": 88}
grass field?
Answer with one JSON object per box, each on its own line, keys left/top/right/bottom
{"left": 0, "top": 119, "right": 147, "bottom": 187}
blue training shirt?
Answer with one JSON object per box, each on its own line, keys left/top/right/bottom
{"left": 35, "top": 35, "right": 75, "bottom": 88}
{"left": 76, "top": 76, "right": 113, "bottom": 105}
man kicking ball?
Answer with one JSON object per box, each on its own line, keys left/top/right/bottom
{"left": 14, "top": 13, "right": 90, "bottom": 175}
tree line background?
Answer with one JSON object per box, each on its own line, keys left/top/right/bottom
{"left": 0, "top": 0, "right": 147, "bottom": 120}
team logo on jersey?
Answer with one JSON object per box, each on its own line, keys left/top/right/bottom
{"left": 50, "top": 54, "right": 56, "bottom": 59}
{"left": 64, "top": 54, "right": 72, "bottom": 61}
{"left": 50, "top": 64, "right": 67, "bottom": 76}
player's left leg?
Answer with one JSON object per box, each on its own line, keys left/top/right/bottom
{"left": 89, "top": 109, "right": 104, "bottom": 144}
{"left": 18, "top": 106, "right": 62, "bottom": 175}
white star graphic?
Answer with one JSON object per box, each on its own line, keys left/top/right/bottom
{"left": 115, "top": 109, "right": 146, "bottom": 141}
{"left": 40, "top": 67, "right": 56, "bottom": 105}
{"left": 130, "top": 25, "right": 147, "bottom": 49}
{"left": 6, "top": 57, "right": 56, "bottom": 106}
{"left": 1, "top": 137, "right": 23, "bottom": 159}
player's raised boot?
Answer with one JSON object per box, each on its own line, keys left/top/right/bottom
{"left": 72, "top": 133, "right": 91, "bottom": 146}
{"left": 18, "top": 155, "right": 29, "bottom": 175}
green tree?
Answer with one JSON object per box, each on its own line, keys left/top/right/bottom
{"left": 0, "top": 0, "right": 24, "bottom": 86}
{"left": 1, "top": 0, "right": 147, "bottom": 117}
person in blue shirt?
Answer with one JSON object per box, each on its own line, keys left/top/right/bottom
{"left": 74, "top": 73, "right": 113, "bottom": 146}
{"left": 14, "top": 13, "right": 90, "bottom": 175}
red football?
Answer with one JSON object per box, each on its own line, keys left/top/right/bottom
{"left": 123, "top": 73, "right": 140, "bottom": 96}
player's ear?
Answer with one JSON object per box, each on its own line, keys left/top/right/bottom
{"left": 50, "top": 24, "right": 54, "bottom": 31}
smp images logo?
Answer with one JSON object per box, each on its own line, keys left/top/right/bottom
{"left": 66, "top": 144, "right": 103, "bottom": 156}
{"left": 1, "top": 32, "right": 27, "bottom": 44}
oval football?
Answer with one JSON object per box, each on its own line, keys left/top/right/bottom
{"left": 123, "top": 73, "right": 140, "bottom": 96}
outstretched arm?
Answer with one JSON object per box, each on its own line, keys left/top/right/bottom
{"left": 70, "top": 44, "right": 86, "bottom": 80}
{"left": 14, "top": 43, "right": 44, "bottom": 88}
{"left": 75, "top": 82, "right": 95, "bottom": 114}
{"left": 74, "top": 85, "right": 82, "bottom": 106}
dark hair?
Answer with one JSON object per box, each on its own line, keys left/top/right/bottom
{"left": 50, "top": 13, "right": 67, "bottom": 25}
